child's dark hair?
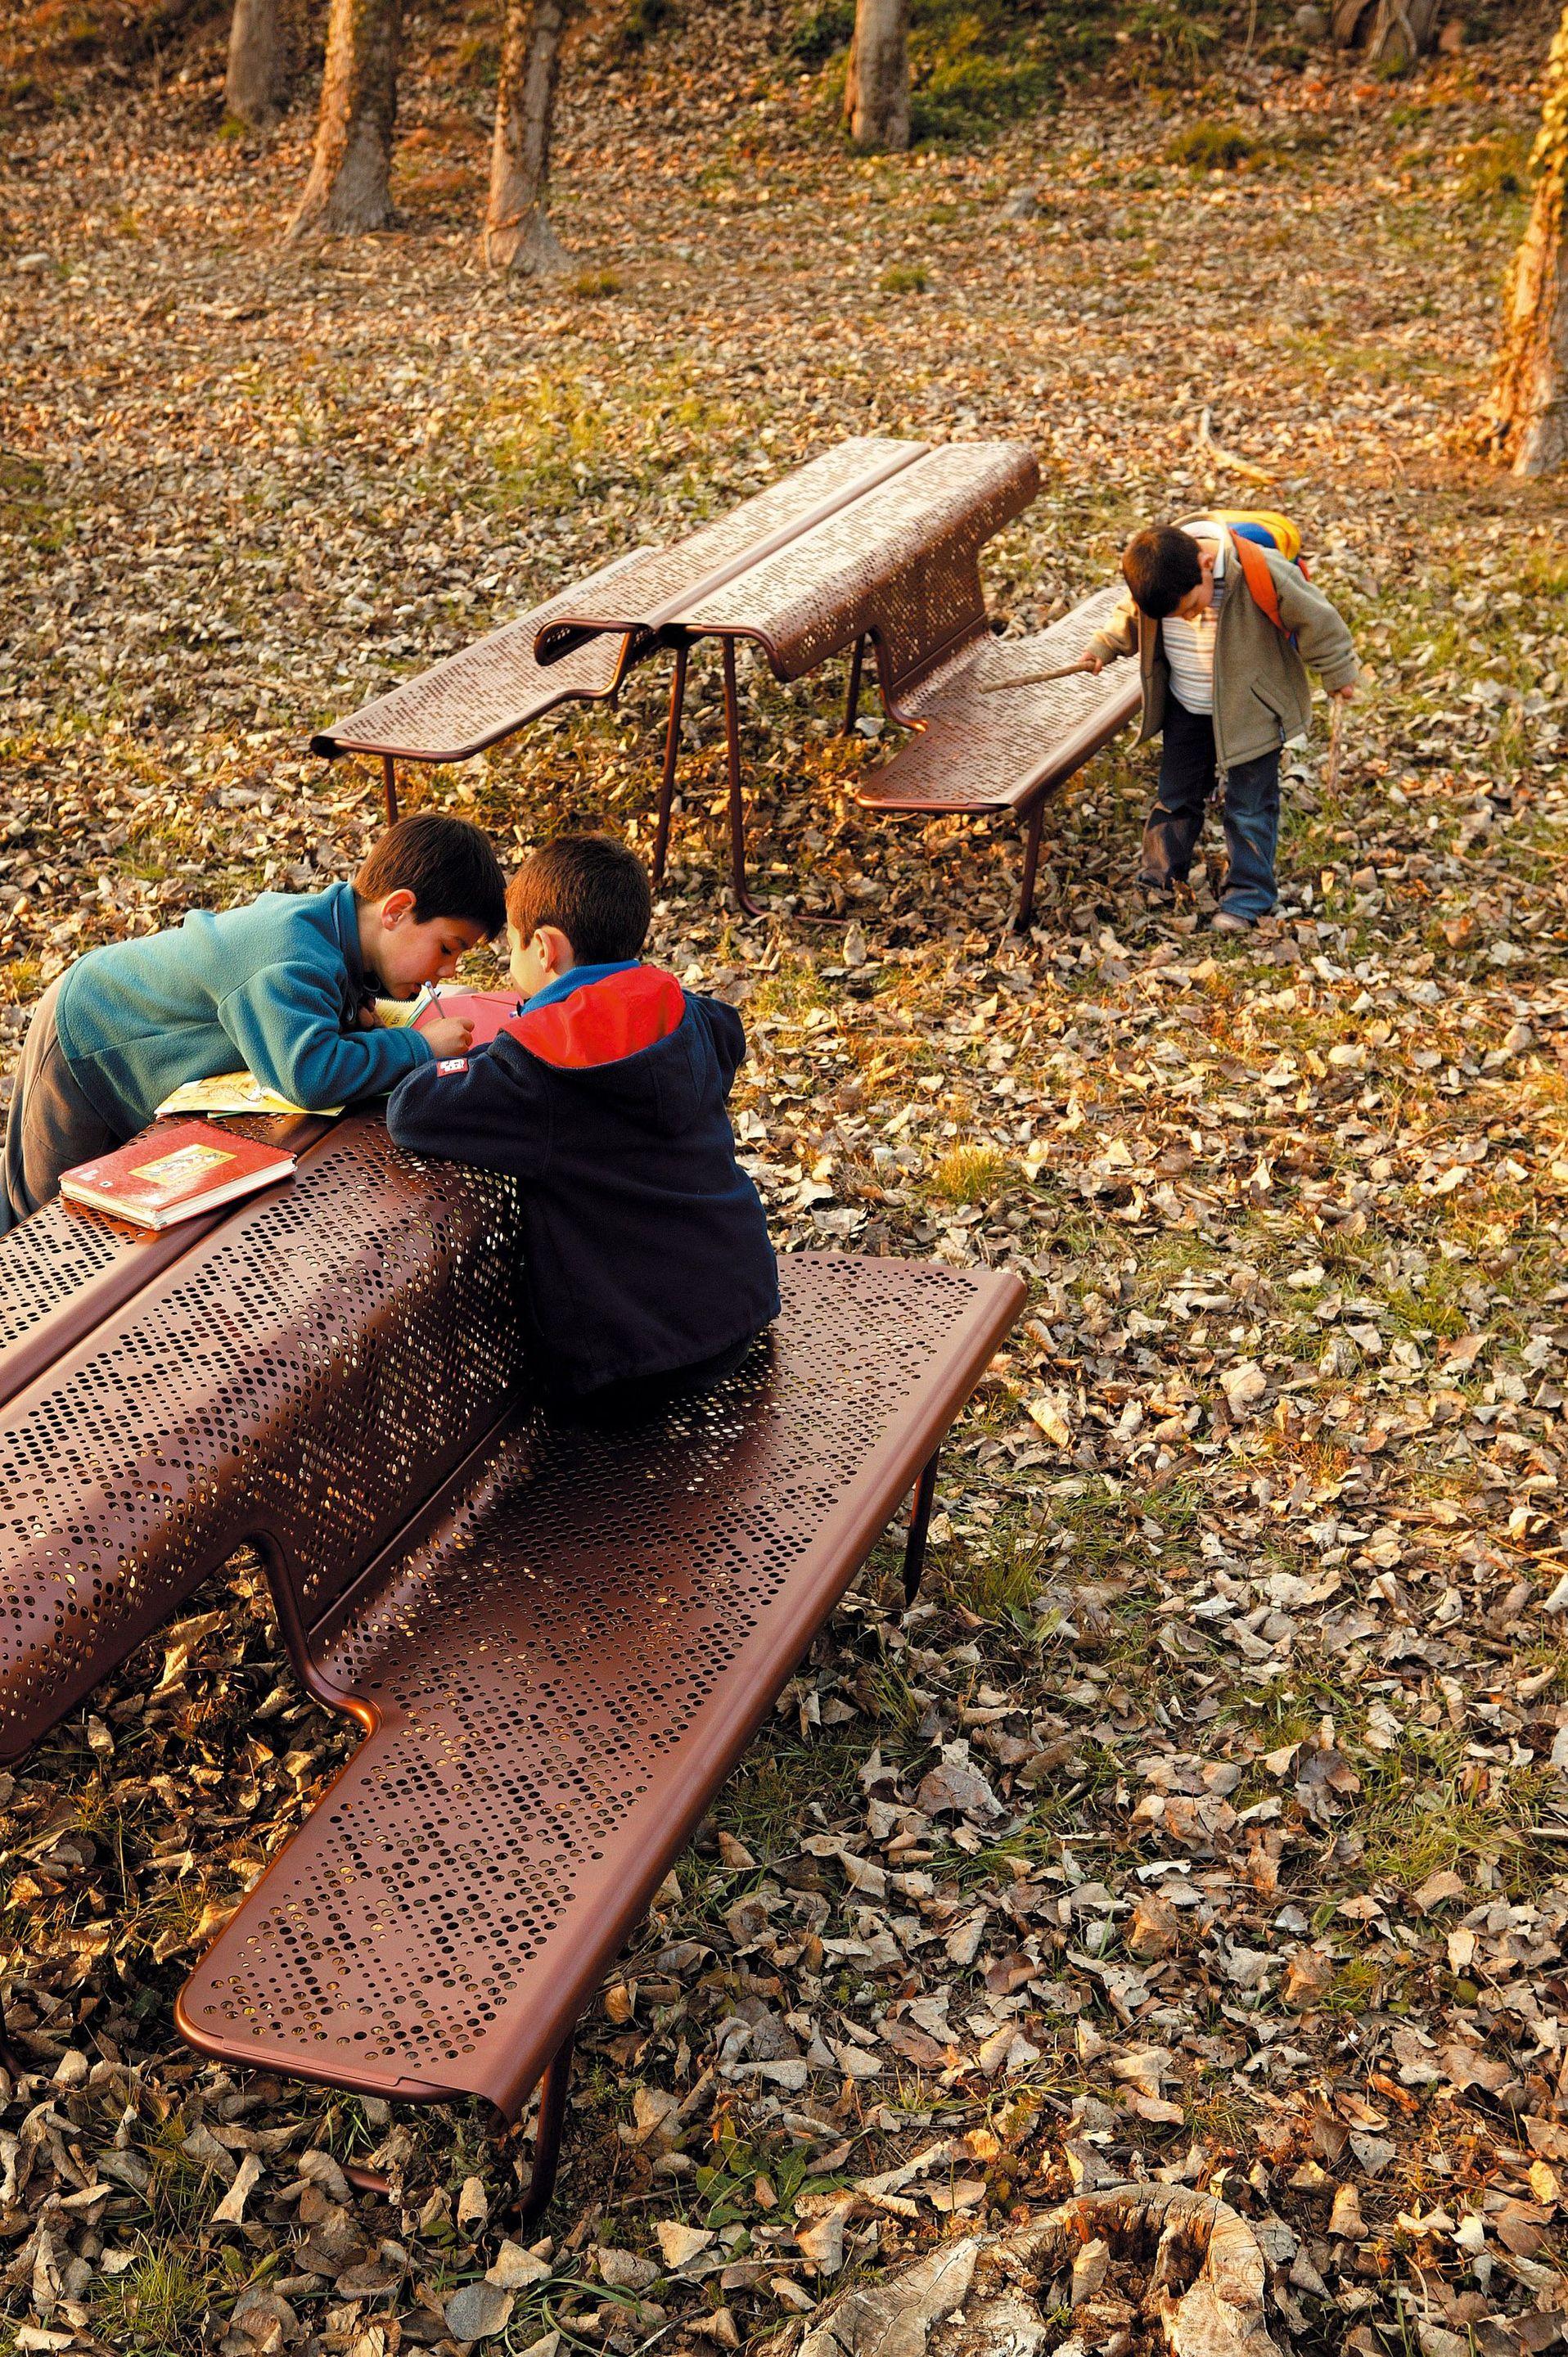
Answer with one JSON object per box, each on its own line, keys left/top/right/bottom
{"left": 1122, "top": 525, "right": 1205, "bottom": 620}
{"left": 507, "top": 834, "right": 651, "bottom": 965}
{"left": 355, "top": 813, "right": 507, "bottom": 936}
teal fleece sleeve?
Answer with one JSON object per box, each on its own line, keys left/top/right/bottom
{"left": 217, "top": 962, "right": 434, "bottom": 1108}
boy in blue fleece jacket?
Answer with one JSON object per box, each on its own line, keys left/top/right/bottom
{"left": 2, "top": 813, "right": 503, "bottom": 1230}
{"left": 386, "top": 833, "right": 779, "bottom": 1415}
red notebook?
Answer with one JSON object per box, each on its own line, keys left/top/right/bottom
{"left": 60, "top": 1120, "right": 297, "bottom": 1230}
{"left": 413, "top": 989, "right": 525, "bottom": 1047}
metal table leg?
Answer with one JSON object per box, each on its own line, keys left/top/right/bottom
{"left": 519, "top": 2027, "right": 577, "bottom": 2224}
{"left": 721, "top": 638, "right": 764, "bottom": 919}
{"left": 652, "top": 642, "right": 689, "bottom": 887}
{"left": 902, "top": 1448, "right": 941, "bottom": 1603}
{"left": 843, "top": 634, "right": 866, "bottom": 736}
{"left": 1013, "top": 799, "right": 1045, "bottom": 932}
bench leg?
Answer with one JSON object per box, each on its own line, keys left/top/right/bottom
{"left": 1013, "top": 799, "right": 1044, "bottom": 933}
{"left": 721, "top": 638, "right": 763, "bottom": 919}
{"left": 651, "top": 642, "right": 688, "bottom": 887}
{"left": 902, "top": 1448, "right": 941, "bottom": 1604}
{"left": 843, "top": 633, "right": 866, "bottom": 736}
{"left": 381, "top": 755, "right": 399, "bottom": 827}
{"left": 518, "top": 2026, "right": 576, "bottom": 2225}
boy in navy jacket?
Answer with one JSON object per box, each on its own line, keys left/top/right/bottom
{"left": 386, "top": 834, "right": 778, "bottom": 1415}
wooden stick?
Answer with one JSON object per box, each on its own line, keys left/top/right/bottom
{"left": 980, "top": 660, "right": 1092, "bottom": 695}
{"left": 1324, "top": 697, "right": 1346, "bottom": 799}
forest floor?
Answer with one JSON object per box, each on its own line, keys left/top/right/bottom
{"left": 3, "top": 1, "right": 1568, "bottom": 2352}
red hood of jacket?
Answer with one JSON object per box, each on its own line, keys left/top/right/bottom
{"left": 499, "top": 965, "right": 687, "bottom": 1070}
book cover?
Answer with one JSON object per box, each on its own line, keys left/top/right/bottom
{"left": 61, "top": 1120, "right": 297, "bottom": 1230}
{"left": 376, "top": 989, "right": 526, "bottom": 1047}
{"left": 155, "top": 1070, "right": 344, "bottom": 1120}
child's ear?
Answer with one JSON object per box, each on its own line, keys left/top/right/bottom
{"left": 380, "top": 888, "right": 417, "bottom": 928}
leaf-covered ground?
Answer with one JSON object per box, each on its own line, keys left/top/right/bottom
{"left": 2, "top": 2, "right": 1568, "bottom": 2353}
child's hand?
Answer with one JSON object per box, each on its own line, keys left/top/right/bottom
{"left": 1332, "top": 683, "right": 1357, "bottom": 701}
{"left": 1079, "top": 653, "right": 1104, "bottom": 675}
{"left": 424, "top": 1016, "right": 475, "bottom": 1058}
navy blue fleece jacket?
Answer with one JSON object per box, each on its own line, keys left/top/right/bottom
{"left": 385, "top": 963, "right": 778, "bottom": 1401}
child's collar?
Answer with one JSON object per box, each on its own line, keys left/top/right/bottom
{"left": 520, "top": 959, "right": 642, "bottom": 1016}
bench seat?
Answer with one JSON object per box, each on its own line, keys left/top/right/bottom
{"left": 856, "top": 585, "right": 1142, "bottom": 926}
{"left": 0, "top": 1116, "right": 525, "bottom": 1765}
{"left": 177, "top": 1252, "right": 1021, "bottom": 2124}
{"left": 309, "top": 550, "right": 656, "bottom": 818}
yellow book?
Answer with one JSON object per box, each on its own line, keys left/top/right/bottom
{"left": 155, "top": 1070, "right": 344, "bottom": 1120}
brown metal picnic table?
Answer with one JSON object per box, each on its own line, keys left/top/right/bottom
{"left": 311, "top": 436, "right": 1040, "bottom": 912}
{"left": 1, "top": 1101, "right": 1021, "bottom": 2212}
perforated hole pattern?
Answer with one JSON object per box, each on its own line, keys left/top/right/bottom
{"left": 532, "top": 439, "right": 926, "bottom": 659}
{"left": 317, "top": 550, "right": 655, "bottom": 763}
{"left": 858, "top": 584, "right": 1144, "bottom": 813}
{"left": 0, "top": 1118, "right": 525, "bottom": 1762}
{"left": 180, "top": 1252, "right": 1020, "bottom": 2116}
{"left": 0, "top": 1112, "right": 312, "bottom": 1363}
{"left": 682, "top": 443, "right": 1039, "bottom": 692}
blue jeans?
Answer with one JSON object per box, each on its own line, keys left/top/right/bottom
{"left": 1139, "top": 698, "right": 1281, "bottom": 922}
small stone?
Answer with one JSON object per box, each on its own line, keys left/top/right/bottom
{"left": 1438, "top": 16, "right": 1464, "bottom": 47}
{"left": 1003, "top": 188, "right": 1039, "bottom": 219}
{"left": 1293, "top": 2, "right": 1328, "bottom": 32}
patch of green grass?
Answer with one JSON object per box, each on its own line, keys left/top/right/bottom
{"left": 788, "top": 0, "right": 854, "bottom": 62}
{"left": 1166, "top": 119, "right": 1270, "bottom": 173}
{"left": 92, "top": 2242, "right": 214, "bottom": 2353}
{"left": 571, "top": 268, "right": 622, "bottom": 299}
{"left": 878, "top": 260, "right": 930, "bottom": 294}
{"left": 616, "top": 0, "right": 681, "bottom": 49}
{"left": 929, "top": 1140, "right": 1012, "bottom": 1202}
{"left": 1455, "top": 129, "right": 1534, "bottom": 204}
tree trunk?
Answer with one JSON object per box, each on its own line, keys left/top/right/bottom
{"left": 226, "top": 0, "right": 287, "bottom": 126}
{"left": 845, "top": 0, "right": 909, "bottom": 153}
{"left": 1330, "top": 0, "right": 1439, "bottom": 61}
{"left": 484, "top": 0, "right": 571, "bottom": 273}
{"left": 286, "top": 0, "right": 403, "bottom": 239}
{"left": 1486, "top": 4, "right": 1568, "bottom": 475}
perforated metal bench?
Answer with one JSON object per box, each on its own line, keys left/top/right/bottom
{"left": 307, "top": 439, "right": 1045, "bottom": 913}
{"left": 1, "top": 1115, "right": 1021, "bottom": 2214}
{"left": 309, "top": 551, "right": 655, "bottom": 822}
{"left": 855, "top": 585, "right": 1144, "bottom": 930}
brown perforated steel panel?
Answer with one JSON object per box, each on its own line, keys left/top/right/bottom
{"left": 311, "top": 551, "right": 655, "bottom": 763}
{"left": 0, "top": 1115, "right": 525, "bottom": 1764}
{"left": 533, "top": 439, "right": 927, "bottom": 662}
{"left": 857, "top": 585, "right": 1142, "bottom": 813}
{"left": 679, "top": 443, "right": 1039, "bottom": 691}
{"left": 0, "top": 1114, "right": 334, "bottom": 1412}
{"left": 178, "top": 1253, "right": 1023, "bottom": 2118}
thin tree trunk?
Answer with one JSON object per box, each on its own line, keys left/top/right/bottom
{"left": 845, "top": 0, "right": 908, "bottom": 153}
{"left": 1485, "top": 4, "right": 1568, "bottom": 475}
{"left": 226, "top": 0, "right": 286, "bottom": 126}
{"left": 286, "top": 0, "right": 402, "bottom": 239}
{"left": 484, "top": 0, "right": 571, "bottom": 274}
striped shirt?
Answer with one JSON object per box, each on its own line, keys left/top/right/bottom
{"left": 1160, "top": 530, "right": 1227, "bottom": 715}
